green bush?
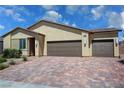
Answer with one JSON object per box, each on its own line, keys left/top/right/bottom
{"left": 9, "top": 60, "right": 16, "bottom": 65}
{"left": 22, "top": 56, "right": 27, "bottom": 61}
{"left": 3, "top": 49, "right": 22, "bottom": 58}
{"left": 0, "top": 57, "right": 7, "bottom": 63}
{"left": 0, "top": 64, "right": 9, "bottom": 70}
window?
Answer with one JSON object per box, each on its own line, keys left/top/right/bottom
{"left": 19, "top": 39, "right": 26, "bottom": 49}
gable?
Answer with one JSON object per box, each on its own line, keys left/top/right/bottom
{"left": 27, "top": 20, "right": 88, "bottom": 33}
{"left": 11, "top": 29, "right": 33, "bottom": 39}
{"left": 3, "top": 27, "right": 45, "bottom": 39}
{"left": 32, "top": 25, "right": 83, "bottom": 41}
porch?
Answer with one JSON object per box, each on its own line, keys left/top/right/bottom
{"left": 9, "top": 28, "right": 45, "bottom": 57}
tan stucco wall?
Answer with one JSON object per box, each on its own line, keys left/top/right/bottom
{"left": 82, "top": 32, "right": 90, "bottom": 56}
{"left": 38, "top": 35, "right": 45, "bottom": 56}
{"left": 90, "top": 32, "right": 119, "bottom": 57}
{"left": 32, "top": 25, "right": 82, "bottom": 55}
{"left": 3, "top": 34, "right": 11, "bottom": 49}
{"left": 11, "top": 31, "right": 32, "bottom": 39}
{"left": 11, "top": 39, "right": 19, "bottom": 49}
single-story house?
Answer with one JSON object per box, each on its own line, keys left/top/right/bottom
{"left": 2, "top": 20, "right": 121, "bottom": 57}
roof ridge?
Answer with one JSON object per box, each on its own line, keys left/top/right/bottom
{"left": 2, "top": 26, "right": 45, "bottom": 37}
{"left": 27, "top": 20, "right": 89, "bottom": 33}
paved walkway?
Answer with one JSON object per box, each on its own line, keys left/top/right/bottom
{"left": 0, "top": 56, "right": 124, "bottom": 88}
{"left": 0, "top": 80, "right": 51, "bottom": 88}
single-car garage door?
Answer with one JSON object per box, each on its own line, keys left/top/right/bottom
{"left": 47, "top": 40, "right": 82, "bottom": 56}
{"left": 92, "top": 40, "right": 114, "bottom": 57}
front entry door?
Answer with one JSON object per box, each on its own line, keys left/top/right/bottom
{"left": 29, "top": 38, "right": 35, "bottom": 56}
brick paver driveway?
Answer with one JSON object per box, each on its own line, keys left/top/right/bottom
{"left": 0, "top": 56, "right": 124, "bottom": 88}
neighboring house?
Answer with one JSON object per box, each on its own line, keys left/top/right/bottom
{"left": 2, "top": 20, "right": 121, "bottom": 57}
{"left": 0, "top": 37, "right": 3, "bottom": 54}
{"left": 119, "top": 41, "right": 124, "bottom": 55}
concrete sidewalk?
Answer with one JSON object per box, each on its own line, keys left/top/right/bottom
{"left": 0, "top": 79, "right": 51, "bottom": 88}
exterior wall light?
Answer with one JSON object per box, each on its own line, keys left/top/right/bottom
{"left": 116, "top": 38, "right": 118, "bottom": 47}
{"left": 83, "top": 35, "right": 87, "bottom": 47}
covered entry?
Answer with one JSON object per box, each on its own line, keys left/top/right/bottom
{"left": 47, "top": 40, "right": 82, "bottom": 56}
{"left": 92, "top": 39, "right": 114, "bottom": 57}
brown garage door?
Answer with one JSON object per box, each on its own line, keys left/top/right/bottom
{"left": 92, "top": 40, "right": 114, "bottom": 57}
{"left": 47, "top": 40, "right": 82, "bottom": 56}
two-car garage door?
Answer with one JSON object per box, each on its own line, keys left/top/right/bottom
{"left": 47, "top": 40, "right": 82, "bottom": 57}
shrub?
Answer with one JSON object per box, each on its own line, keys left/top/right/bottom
{"left": 17, "top": 49, "right": 22, "bottom": 58}
{"left": 2, "top": 49, "right": 10, "bottom": 58}
{"left": 0, "top": 64, "right": 9, "bottom": 70}
{"left": 3, "top": 49, "right": 22, "bottom": 58}
{"left": 9, "top": 60, "right": 16, "bottom": 65}
{"left": 0, "top": 57, "right": 7, "bottom": 63}
{"left": 22, "top": 56, "right": 27, "bottom": 61}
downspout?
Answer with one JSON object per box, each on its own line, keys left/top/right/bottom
{"left": 10, "top": 33, "right": 12, "bottom": 48}
{"left": 37, "top": 33, "right": 40, "bottom": 57}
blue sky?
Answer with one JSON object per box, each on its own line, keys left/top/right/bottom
{"left": 0, "top": 5, "right": 124, "bottom": 41}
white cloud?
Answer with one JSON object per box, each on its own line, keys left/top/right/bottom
{"left": 62, "top": 19, "right": 77, "bottom": 27}
{"left": 43, "top": 10, "right": 62, "bottom": 22}
{"left": 64, "top": 21, "right": 69, "bottom": 25}
{"left": 4, "top": 9, "right": 14, "bottom": 16}
{"left": 13, "top": 13, "right": 25, "bottom": 22}
{"left": 121, "top": 11, "right": 124, "bottom": 28}
{"left": 107, "top": 11, "right": 123, "bottom": 29}
{"left": 3, "top": 9, "right": 25, "bottom": 22}
{"left": 62, "top": 19, "right": 70, "bottom": 25}
{"left": 0, "top": 6, "right": 26, "bottom": 22}
{"left": 0, "top": 25, "right": 5, "bottom": 30}
{"left": 72, "top": 23, "right": 77, "bottom": 27}
{"left": 42, "top": 5, "right": 55, "bottom": 10}
{"left": 91, "top": 5, "right": 105, "bottom": 20}
{"left": 79, "top": 6, "right": 90, "bottom": 14}
{"left": 66, "top": 5, "right": 80, "bottom": 15}
{"left": 66, "top": 5, "right": 90, "bottom": 15}
{"left": 6, "top": 5, "right": 32, "bottom": 16}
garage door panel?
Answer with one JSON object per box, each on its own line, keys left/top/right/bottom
{"left": 92, "top": 40, "right": 114, "bottom": 57}
{"left": 47, "top": 41, "right": 82, "bottom": 56}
